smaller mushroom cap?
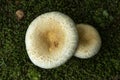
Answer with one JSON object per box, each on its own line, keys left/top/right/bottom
{"left": 74, "top": 24, "right": 101, "bottom": 59}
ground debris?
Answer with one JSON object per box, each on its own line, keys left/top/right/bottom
{"left": 16, "top": 9, "right": 24, "bottom": 20}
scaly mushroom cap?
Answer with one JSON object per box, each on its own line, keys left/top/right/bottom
{"left": 74, "top": 24, "right": 101, "bottom": 59}
{"left": 25, "top": 12, "right": 78, "bottom": 69}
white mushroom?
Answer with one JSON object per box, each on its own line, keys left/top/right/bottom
{"left": 25, "top": 12, "right": 78, "bottom": 69}
{"left": 74, "top": 24, "right": 101, "bottom": 59}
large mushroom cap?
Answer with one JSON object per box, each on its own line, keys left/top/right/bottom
{"left": 74, "top": 24, "right": 101, "bottom": 59}
{"left": 25, "top": 12, "right": 78, "bottom": 69}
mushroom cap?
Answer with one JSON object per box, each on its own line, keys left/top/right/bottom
{"left": 25, "top": 12, "right": 78, "bottom": 69}
{"left": 74, "top": 24, "right": 101, "bottom": 59}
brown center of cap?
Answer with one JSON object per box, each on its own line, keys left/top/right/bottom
{"left": 46, "top": 31, "right": 59, "bottom": 51}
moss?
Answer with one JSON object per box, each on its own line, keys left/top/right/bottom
{"left": 0, "top": 0, "right": 120, "bottom": 80}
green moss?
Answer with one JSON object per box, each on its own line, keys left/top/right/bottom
{"left": 0, "top": 0, "right": 120, "bottom": 80}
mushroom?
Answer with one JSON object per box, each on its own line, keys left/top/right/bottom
{"left": 74, "top": 24, "right": 101, "bottom": 59}
{"left": 25, "top": 12, "right": 78, "bottom": 69}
